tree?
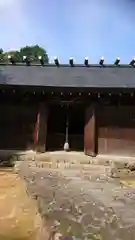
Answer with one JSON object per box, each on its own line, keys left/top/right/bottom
{"left": 0, "top": 48, "right": 3, "bottom": 55}
{"left": 1, "top": 45, "right": 49, "bottom": 63}
{"left": 1, "top": 50, "right": 21, "bottom": 62}
{"left": 0, "top": 49, "right": 4, "bottom": 61}
{"left": 19, "top": 45, "right": 49, "bottom": 62}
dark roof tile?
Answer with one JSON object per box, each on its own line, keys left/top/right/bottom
{"left": 0, "top": 64, "right": 135, "bottom": 88}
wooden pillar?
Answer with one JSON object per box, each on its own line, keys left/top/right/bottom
{"left": 34, "top": 103, "right": 48, "bottom": 152}
{"left": 84, "top": 104, "right": 96, "bottom": 157}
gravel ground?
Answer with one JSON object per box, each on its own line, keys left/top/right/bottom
{"left": 16, "top": 160, "right": 135, "bottom": 240}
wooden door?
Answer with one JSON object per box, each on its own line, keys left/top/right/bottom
{"left": 35, "top": 103, "right": 48, "bottom": 152}
{"left": 84, "top": 105, "right": 96, "bottom": 156}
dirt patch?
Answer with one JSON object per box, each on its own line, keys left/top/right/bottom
{"left": 0, "top": 169, "right": 41, "bottom": 240}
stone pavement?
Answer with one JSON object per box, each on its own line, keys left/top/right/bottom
{"left": 17, "top": 151, "right": 135, "bottom": 171}
{"left": 15, "top": 157, "right": 135, "bottom": 240}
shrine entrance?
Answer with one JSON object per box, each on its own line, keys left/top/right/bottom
{"left": 46, "top": 103, "right": 84, "bottom": 151}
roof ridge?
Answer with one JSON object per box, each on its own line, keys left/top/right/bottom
{"left": 0, "top": 63, "right": 135, "bottom": 68}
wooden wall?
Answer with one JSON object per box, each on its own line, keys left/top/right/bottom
{"left": 98, "top": 106, "right": 135, "bottom": 156}
{"left": 1, "top": 98, "right": 135, "bottom": 157}
{"left": 0, "top": 103, "right": 37, "bottom": 150}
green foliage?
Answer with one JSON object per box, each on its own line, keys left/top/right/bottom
{"left": 0, "top": 48, "right": 3, "bottom": 54}
{"left": 0, "top": 48, "right": 4, "bottom": 61}
{"left": 20, "top": 45, "right": 48, "bottom": 62}
{"left": 3, "top": 51, "right": 21, "bottom": 62}
{"left": 0, "top": 45, "right": 49, "bottom": 63}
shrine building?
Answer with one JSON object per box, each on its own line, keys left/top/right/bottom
{"left": 0, "top": 56, "right": 135, "bottom": 157}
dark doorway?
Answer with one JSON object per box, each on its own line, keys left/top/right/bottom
{"left": 68, "top": 104, "right": 84, "bottom": 151}
{"left": 46, "top": 104, "right": 66, "bottom": 151}
{"left": 46, "top": 103, "right": 84, "bottom": 151}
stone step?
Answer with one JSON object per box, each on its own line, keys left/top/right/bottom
{"left": 34, "top": 152, "right": 135, "bottom": 167}
{"left": 35, "top": 161, "right": 110, "bottom": 171}
{"left": 12, "top": 151, "right": 135, "bottom": 171}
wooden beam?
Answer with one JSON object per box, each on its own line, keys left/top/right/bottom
{"left": 34, "top": 103, "right": 48, "bottom": 152}
{"left": 84, "top": 104, "right": 96, "bottom": 157}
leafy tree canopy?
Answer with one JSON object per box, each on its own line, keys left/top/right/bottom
{"left": 0, "top": 48, "right": 3, "bottom": 54}
{"left": 0, "top": 45, "right": 49, "bottom": 63}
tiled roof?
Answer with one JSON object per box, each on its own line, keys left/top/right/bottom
{"left": 0, "top": 64, "right": 135, "bottom": 88}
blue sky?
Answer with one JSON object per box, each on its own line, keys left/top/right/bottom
{"left": 0, "top": 0, "right": 135, "bottom": 63}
